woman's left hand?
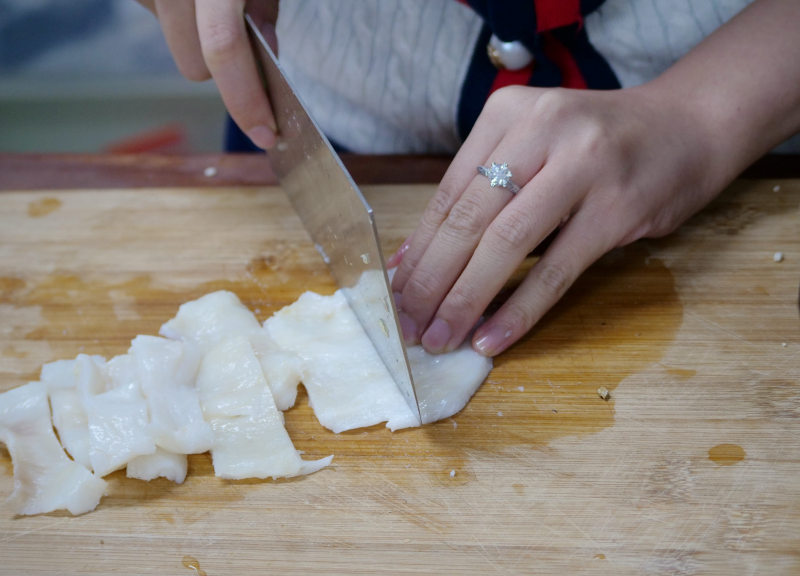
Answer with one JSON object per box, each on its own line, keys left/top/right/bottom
{"left": 389, "top": 84, "right": 721, "bottom": 357}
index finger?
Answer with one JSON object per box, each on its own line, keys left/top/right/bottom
{"left": 195, "top": 0, "right": 277, "bottom": 149}
{"left": 390, "top": 88, "right": 528, "bottom": 295}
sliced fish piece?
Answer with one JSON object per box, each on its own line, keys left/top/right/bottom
{"left": 0, "top": 381, "right": 106, "bottom": 516}
{"left": 264, "top": 289, "right": 492, "bottom": 432}
{"left": 195, "top": 335, "right": 331, "bottom": 479}
{"left": 159, "top": 290, "right": 261, "bottom": 354}
{"left": 126, "top": 448, "right": 188, "bottom": 484}
{"left": 40, "top": 358, "right": 92, "bottom": 469}
{"left": 130, "top": 335, "right": 213, "bottom": 455}
{"left": 265, "top": 291, "right": 419, "bottom": 432}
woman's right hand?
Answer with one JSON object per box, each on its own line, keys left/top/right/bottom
{"left": 136, "top": 0, "right": 279, "bottom": 149}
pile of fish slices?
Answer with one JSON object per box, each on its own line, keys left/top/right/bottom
{"left": 0, "top": 287, "right": 492, "bottom": 515}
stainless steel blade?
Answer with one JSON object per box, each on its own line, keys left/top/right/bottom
{"left": 246, "top": 15, "right": 421, "bottom": 421}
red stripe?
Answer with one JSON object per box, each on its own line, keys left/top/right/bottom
{"left": 542, "top": 32, "right": 587, "bottom": 89}
{"left": 488, "top": 64, "right": 535, "bottom": 95}
{"left": 104, "top": 124, "right": 186, "bottom": 154}
{"left": 535, "top": 0, "right": 582, "bottom": 32}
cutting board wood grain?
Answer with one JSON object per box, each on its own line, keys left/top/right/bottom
{"left": 0, "top": 179, "right": 798, "bottom": 575}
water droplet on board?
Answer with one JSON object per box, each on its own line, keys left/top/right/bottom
{"left": 182, "top": 556, "right": 207, "bottom": 576}
{"left": 708, "top": 443, "right": 746, "bottom": 466}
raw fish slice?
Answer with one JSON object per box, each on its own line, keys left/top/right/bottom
{"left": 105, "top": 353, "right": 142, "bottom": 396}
{"left": 75, "top": 354, "right": 108, "bottom": 396}
{"left": 265, "top": 291, "right": 419, "bottom": 432}
{"left": 407, "top": 345, "right": 492, "bottom": 424}
{"left": 195, "top": 335, "right": 269, "bottom": 418}
{"left": 249, "top": 331, "right": 303, "bottom": 411}
{"left": 265, "top": 289, "right": 492, "bottom": 431}
{"left": 207, "top": 415, "right": 332, "bottom": 479}
{"left": 40, "top": 359, "right": 91, "bottom": 469}
{"left": 127, "top": 448, "right": 188, "bottom": 484}
{"left": 71, "top": 353, "right": 156, "bottom": 476}
{"left": 83, "top": 387, "right": 155, "bottom": 477}
{"left": 159, "top": 290, "right": 261, "bottom": 354}
{"left": 130, "top": 335, "right": 213, "bottom": 455}
{"left": 0, "top": 382, "right": 106, "bottom": 516}
{"left": 160, "top": 290, "right": 305, "bottom": 410}
{"left": 195, "top": 335, "right": 331, "bottom": 479}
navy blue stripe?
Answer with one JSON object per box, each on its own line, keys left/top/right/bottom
{"left": 465, "top": 0, "right": 537, "bottom": 44}
{"left": 527, "top": 43, "right": 563, "bottom": 89}
{"left": 553, "top": 25, "right": 621, "bottom": 90}
{"left": 456, "top": 24, "right": 497, "bottom": 142}
{"left": 224, "top": 116, "right": 352, "bottom": 154}
{"left": 225, "top": 117, "right": 262, "bottom": 153}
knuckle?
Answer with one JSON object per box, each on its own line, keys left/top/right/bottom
{"left": 496, "top": 301, "right": 535, "bottom": 338}
{"left": 201, "top": 21, "right": 242, "bottom": 63}
{"left": 489, "top": 211, "right": 533, "bottom": 254}
{"left": 532, "top": 88, "right": 572, "bottom": 121}
{"left": 482, "top": 86, "right": 531, "bottom": 124}
{"left": 177, "top": 60, "right": 210, "bottom": 82}
{"left": 485, "top": 85, "right": 526, "bottom": 110}
{"left": 537, "top": 261, "right": 573, "bottom": 299}
{"left": 442, "top": 283, "right": 477, "bottom": 317}
{"left": 424, "top": 188, "right": 454, "bottom": 224}
{"left": 403, "top": 267, "right": 440, "bottom": 307}
{"left": 443, "top": 194, "right": 487, "bottom": 239}
{"left": 576, "top": 118, "right": 609, "bottom": 158}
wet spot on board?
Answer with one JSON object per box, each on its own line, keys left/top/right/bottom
{"left": 708, "top": 443, "right": 746, "bottom": 466}
{"left": 419, "top": 243, "right": 682, "bottom": 458}
{"left": 1, "top": 345, "right": 28, "bottom": 359}
{"left": 0, "top": 277, "right": 26, "bottom": 299}
{"left": 8, "top": 269, "right": 329, "bottom": 363}
{"left": 182, "top": 556, "right": 207, "bottom": 576}
{"left": 27, "top": 197, "right": 62, "bottom": 218}
{"left": 665, "top": 368, "right": 697, "bottom": 379}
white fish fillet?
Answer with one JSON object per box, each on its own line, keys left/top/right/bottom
{"left": 264, "top": 291, "right": 419, "bottom": 432}
{"left": 43, "top": 355, "right": 158, "bottom": 478}
{"left": 1, "top": 283, "right": 492, "bottom": 515}
{"left": 408, "top": 345, "right": 492, "bottom": 424}
{"left": 129, "top": 335, "right": 213, "bottom": 455}
{"left": 40, "top": 359, "right": 92, "bottom": 469}
{"left": 159, "top": 290, "right": 261, "bottom": 354}
{"left": 263, "top": 289, "right": 492, "bottom": 432}
{"left": 73, "top": 354, "right": 156, "bottom": 477}
{"left": 127, "top": 448, "right": 188, "bottom": 484}
{"left": 249, "top": 331, "right": 303, "bottom": 411}
{"left": 195, "top": 335, "right": 331, "bottom": 479}
{"left": 0, "top": 381, "right": 106, "bottom": 516}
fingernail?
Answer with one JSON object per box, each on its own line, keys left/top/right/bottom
{"left": 473, "top": 325, "right": 513, "bottom": 357}
{"left": 396, "top": 310, "right": 419, "bottom": 345}
{"left": 249, "top": 125, "right": 277, "bottom": 150}
{"left": 421, "top": 317, "right": 452, "bottom": 353}
{"left": 386, "top": 238, "right": 411, "bottom": 269}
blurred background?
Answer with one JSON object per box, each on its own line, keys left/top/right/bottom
{"left": 0, "top": 0, "right": 227, "bottom": 153}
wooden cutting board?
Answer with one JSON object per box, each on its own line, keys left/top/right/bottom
{"left": 0, "top": 179, "right": 798, "bottom": 575}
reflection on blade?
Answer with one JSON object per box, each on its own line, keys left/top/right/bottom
{"left": 245, "top": 14, "right": 420, "bottom": 421}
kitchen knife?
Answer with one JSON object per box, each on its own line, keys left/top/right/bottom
{"left": 245, "top": 15, "right": 421, "bottom": 422}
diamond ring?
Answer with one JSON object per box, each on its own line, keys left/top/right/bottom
{"left": 477, "top": 162, "right": 520, "bottom": 194}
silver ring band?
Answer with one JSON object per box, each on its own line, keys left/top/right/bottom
{"left": 477, "top": 162, "right": 520, "bottom": 194}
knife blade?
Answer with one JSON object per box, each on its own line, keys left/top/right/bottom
{"left": 245, "top": 15, "right": 421, "bottom": 422}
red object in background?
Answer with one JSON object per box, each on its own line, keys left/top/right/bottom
{"left": 104, "top": 124, "right": 186, "bottom": 154}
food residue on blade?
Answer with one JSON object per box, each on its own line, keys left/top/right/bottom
{"left": 0, "top": 279, "right": 492, "bottom": 515}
